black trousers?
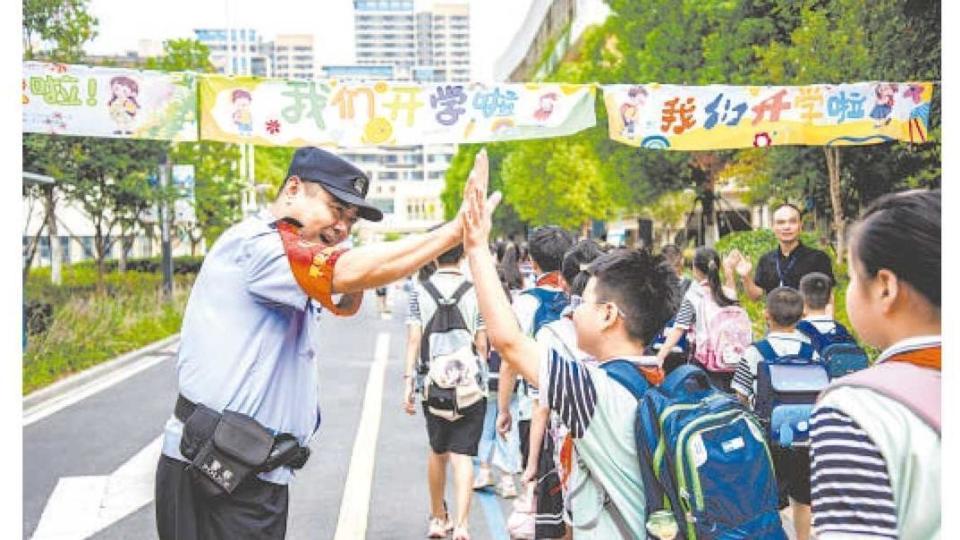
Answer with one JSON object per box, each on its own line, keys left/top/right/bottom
{"left": 155, "top": 455, "right": 289, "bottom": 540}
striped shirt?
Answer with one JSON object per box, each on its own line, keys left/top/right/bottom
{"left": 809, "top": 406, "right": 898, "bottom": 538}
{"left": 536, "top": 338, "right": 647, "bottom": 538}
{"left": 809, "top": 335, "right": 941, "bottom": 539}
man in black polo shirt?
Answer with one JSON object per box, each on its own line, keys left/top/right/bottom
{"left": 726, "top": 203, "right": 834, "bottom": 301}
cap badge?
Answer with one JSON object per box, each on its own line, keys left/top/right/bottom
{"left": 354, "top": 177, "right": 368, "bottom": 196}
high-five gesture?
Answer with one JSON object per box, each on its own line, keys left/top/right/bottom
{"left": 462, "top": 148, "right": 501, "bottom": 251}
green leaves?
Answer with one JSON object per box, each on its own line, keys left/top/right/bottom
{"left": 23, "top": 0, "right": 98, "bottom": 62}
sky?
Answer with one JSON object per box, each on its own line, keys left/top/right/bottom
{"left": 85, "top": 0, "right": 535, "bottom": 81}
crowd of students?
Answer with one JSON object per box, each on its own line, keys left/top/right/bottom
{"left": 403, "top": 188, "right": 940, "bottom": 539}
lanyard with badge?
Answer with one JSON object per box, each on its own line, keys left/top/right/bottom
{"left": 776, "top": 250, "right": 798, "bottom": 287}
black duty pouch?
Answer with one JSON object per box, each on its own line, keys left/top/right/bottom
{"left": 186, "top": 410, "right": 275, "bottom": 498}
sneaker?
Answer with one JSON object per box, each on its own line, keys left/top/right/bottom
{"left": 498, "top": 475, "right": 517, "bottom": 499}
{"left": 452, "top": 525, "right": 471, "bottom": 540}
{"left": 427, "top": 516, "right": 447, "bottom": 538}
{"left": 473, "top": 468, "right": 494, "bottom": 490}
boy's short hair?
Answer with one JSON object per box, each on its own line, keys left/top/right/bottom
{"left": 765, "top": 287, "right": 805, "bottom": 327}
{"left": 588, "top": 249, "right": 675, "bottom": 345}
{"left": 436, "top": 243, "right": 464, "bottom": 265}
{"left": 528, "top": 226, "right": 573, "bottom": 273}
{"left": 799, "top": 272, "right": 833, "bottom": 310}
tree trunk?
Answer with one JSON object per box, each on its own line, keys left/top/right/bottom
{"left": 824, "top": 147, "right": 845, "bottom": 265}
{"left": 44, "top": 187, "right": 62, "bottom": 285}
{"left": 94, "top": 224, "right": 106, "bottom": 295}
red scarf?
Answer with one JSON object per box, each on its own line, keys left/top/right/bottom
{"left": 888, "top": 346, "right": 941, "bottom": 371}
{"left": 536, "top": 271, "right": 564, "bottom": 289}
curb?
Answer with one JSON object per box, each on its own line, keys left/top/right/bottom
{"left": 23, "top": 333, "right": 181, "bottom": 412}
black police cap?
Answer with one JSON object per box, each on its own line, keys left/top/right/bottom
{"left": 286, "top": 146, "right": 383, "bottom": 222}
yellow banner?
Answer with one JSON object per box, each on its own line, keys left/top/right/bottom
{"left": 199, "top": 76, "right": 597, "bottom": 147}
{"left": 603, "top": 82, "right": 933, "bottom": 150}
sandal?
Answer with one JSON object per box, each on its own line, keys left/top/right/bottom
{"left": 498, "top": 475, "right": 518, "bottom": 499}
{"left": 473, "top": 468, "right": 494, "bottom": 490}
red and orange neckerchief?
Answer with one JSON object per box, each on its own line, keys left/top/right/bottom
{"left": 887, "top": 346, "right": 941, "bottom": 371}
{"left": 536, "top": 271, "right": 564, "bottom": 289}
{"left": 275, "top": 218, "right": 361, "bottom": 317}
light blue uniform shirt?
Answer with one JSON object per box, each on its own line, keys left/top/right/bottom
{"left": 161, "top": 209, "right": 323, "bottom": 485}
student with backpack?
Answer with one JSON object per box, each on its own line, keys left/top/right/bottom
{"left": 521, "top": 239, "right": 605, "bottom": 540}
{"left": 496, "top": 226, "right": 573, "bottom": 497}
{"left": 809, "top": 189, "right": 940, "bottom": 539}
{"left": 649, "top": 244, "right": 693, "bottom": 374}
{"left": 796, "top": 272, "right": 869, "bottom": 379}
{"left": 403, "top": 242, "right": 487, "bottom": 540}
{"left": 731, "top": 287, "right": 819, "bottom": 540}
{"left": 655, "top": 247, "right": 751, "bottom": 392}
{"left": 462, "top": 183, "right": 671, "bottom": 538}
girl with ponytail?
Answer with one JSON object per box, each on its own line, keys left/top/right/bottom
{"left": 656, "top": 247, "right": 744, "bottom": 391}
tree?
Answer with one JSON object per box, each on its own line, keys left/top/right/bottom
{"left": 58, "top": 138, "right": 166, "bottom": 290}
{"left": 149, "top": 39, "right": 249, "bottom": 249}
{"left": 753, "top": 0, "right": 940, "bottom": 262}
{"left": 23, "top": 0, "right": 98, "bottom": 61}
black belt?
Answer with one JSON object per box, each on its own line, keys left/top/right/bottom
{"left": 175, "top": 394, "right": 311, "bottom": 470}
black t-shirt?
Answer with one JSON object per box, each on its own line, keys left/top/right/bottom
{"left": 754, "top": 242, "right": 834, "bottom": 294}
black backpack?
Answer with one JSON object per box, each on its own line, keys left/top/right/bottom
{"left": 417, "top": 279, "right": 475, "bottom": 375}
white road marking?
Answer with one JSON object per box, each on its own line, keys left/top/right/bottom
{"left": 333, "top": 332, "right": 391, "bottom": 540}
{"left": 31, "top": 435, "right": 163, "bottom": 540}
{"left": 23, "top": 354, "right": 171, "bottom": 427}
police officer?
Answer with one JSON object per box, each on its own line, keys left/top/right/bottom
{"left": 725, "top": 202, "right": 835, "bottom": 301}
{"left": 155, "top": 146, "right": 493, "bottom": 539}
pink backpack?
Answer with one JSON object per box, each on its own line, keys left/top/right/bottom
{"left": 821, "top": 360, "right": 940, "bottom": 434}
{"left": 693, "top": 289, "right": 752, "bottom": 372}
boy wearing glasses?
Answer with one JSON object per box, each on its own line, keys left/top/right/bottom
{"left": 460, "top": 177, "right": 675, "bottom": 539}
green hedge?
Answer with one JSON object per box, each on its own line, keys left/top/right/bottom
{"left": 23, "top": 261, "right": 199, "bottom": 394}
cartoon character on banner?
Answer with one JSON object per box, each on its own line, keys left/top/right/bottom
{"left": 869, "top": 83, "right": 898, "bottom": 128}
{"left": 620, "top": 85, "right": 648, "bottom": 139}
{"left": 231, "top": 89, "right": 254, "bottom": 136}
{"left": 108, "top": 76, "right": 140, "bottom": 135}
{"left": 533, "top": 92, "right": 558, "bottom": 122}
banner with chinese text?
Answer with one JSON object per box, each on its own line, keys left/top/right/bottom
{"left": 198, "top": 76, "right": 597, "bottom": 147}
{"left": 603, "top": 82, "right": 933, "bottom": 150}
{"left": 22, "top": 62, "right": 199, "bottom": 141}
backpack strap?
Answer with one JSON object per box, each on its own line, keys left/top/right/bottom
{"left": 830, "top": 322, "right": 853, "bottom": 341}
{"left": 821, "top": 361, "right": 941, "bottom": 435}
{"left": 795, "top": 320, "right": 820, "bottom": 343}
{"left": 755, "top": 338, "right": 813, "bottom": 362}
{"left": 421, "top": 279, "right": 444, "bottom": 304}
{"left": 448, "top": 280, "right": 474, "bottom": 305}
{"left": 600, "top": 360, "right": 650, "bottom": 400}
{"left": 754, "top": 339, "right": 777, "bottom": 362}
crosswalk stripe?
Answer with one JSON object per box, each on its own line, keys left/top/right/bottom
{"left": 333, "top": 332, "right": 391, "bottom": 540}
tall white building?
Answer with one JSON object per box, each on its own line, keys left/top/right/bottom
{"left": 193, "top": 28, "right": 272, "bottom": 77}
{"left": 270, "top": 34, "right": 315, "bottom": 81}
{"left": 346, "top": 0, "right": 471, "bottom": 241}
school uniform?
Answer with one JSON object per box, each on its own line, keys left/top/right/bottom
{"left": 810, "top": 336, "right": 941, "bottom": 539}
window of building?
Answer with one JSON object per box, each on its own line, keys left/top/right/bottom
{"left": 369, "top": 198, "right": 395, "bottom": 214}
{"left": 81, "top": 236, "right": 95, "bottom": 259}
{"left": 60, "top": 236, "right": 71, "bottom": 264}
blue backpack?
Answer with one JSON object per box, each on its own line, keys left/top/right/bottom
{"left": 795, "top": 320, "right": 869, "bottom": 379}
{"left": 613, "top": 364, "right": 784, "bottom": 540}
{"left": 753, "top": 340, "right": 829, "bottom": 448}
{"left": 521, "top": 287, "right": 569, "bottom": 336}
